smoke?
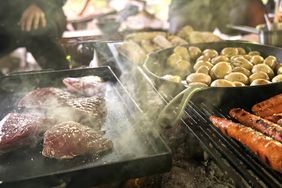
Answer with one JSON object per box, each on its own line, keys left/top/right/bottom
{"left": 0, "top": 68, "right": 162, "bottom": 179}
{"left": 108, "top": 42, "right": 174, "bottom": 136}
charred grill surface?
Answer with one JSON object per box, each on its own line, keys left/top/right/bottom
{"left": 183, "top": 101, "right": 282, "bottom": 188}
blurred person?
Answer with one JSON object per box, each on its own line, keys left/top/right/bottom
{"left": 0, "top": 0, "right": 69, "bottom": 71}
{"left": 169, "top": 0, "right": 266, "bottom": 34}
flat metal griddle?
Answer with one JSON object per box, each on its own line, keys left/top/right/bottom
{"left": 141, "top": 41, "right": 282, "bottom": 187}
{"left": 0, "top": 67, "right": 171, "bottom": 187}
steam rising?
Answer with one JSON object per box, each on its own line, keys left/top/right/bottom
{"left": 0, "top": 71, "right": 156, "bottom": 159}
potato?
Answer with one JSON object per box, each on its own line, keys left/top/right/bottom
{"left": 189, "top": 46, "right": 202, "bottom": 60}
{"left": 188, "top": 82, "right": 208, "bottom": 87}
{"left": 243, "top": 55, "right": 252, "bottom": 61}
{"left": 140, "top": 40, "right": 158, "bottom": 53}
{"left": 186, "top": 73, "right": 211, "bottom": 85}
{"left": 196, "top": 65, "right": 210, "bottom": 74}
{"left": 248, "top": 51, "right": 261, "bottom": 56}
{"left": 153, "top": 35, "right": 173, "bottom": 49}
{"left": 211, "top": 55, "right": 229, "bottom": 64}
{"left": 250, "top": 55, "right": 264, "bottom": 65}
{"left": 125, "top": 32, "right": 166, "bottom": 42}
{"left": 232, "top": 67, "right": 251, "bottom": 77}
{"left": 249, "top": 72, "right": 270, "bottom": 83}
{"left": 173, "top": 46, "right": 190, "bottom": 61}
{"left": 264, "top": 56, "right": 277, "bottom": 69}
{"left": 224, "top": 72, "right": 249, "bottom": 84}
{"left": 177, "top": 25, "right": 194, "bottom": 40}
{"left": 250, "top": 79, "right": 271, "bottom": 86}
{"left": 174, "top": 60, "right": 192, "bottom": 75}
{"left": 203, "top": 49, "right": 218, "bottom": 58}
{"left": 237, "top": 48, "right": 246, "bottom": 55}
{"left": 167, "top": 53, "right": 182, "bottom": 67}
{"left": 230, "top": 55, "right": 243, "bottom": 62}
{"left": 118, "top": 40, "right": 147, "bottom": 65}
{"left": 210, "top": 79, "right": 235, "bottom": 87}
{"left": 233, "top": 81, "right": 245, "bottom": 87}
{"left": 231, "top": 56, "right": 253, "bottom": 70}
{"left": 272, "top": 75, "right": 282, "bottom": 83}
{"left": 221, "top": 48, "right": 239, "bottom": 57}
{"left": 197, "top": 55, "right": 210, "bottom": 62}
{"left": 168, "top": 35, "right": 189, "bottom": 46}
{"left": 277, "top": 67, "right": 282, "bottom": 74}
{"left": 188, "top": 31, "right": 221, "bottom": 43}
{"left": 193, "top": 60, "right": 213, "bottom": 71}
{"left": 252, "top": 64, "right": 274, "bottom": 78}
{"left": 161, "top": 75, "right": 182, "bottom": 83}
{"left": 275, "top": 63, "right": 282, "bottom": 71}
{"left": 210, "top": 62, "right": 232, "bottom": 79}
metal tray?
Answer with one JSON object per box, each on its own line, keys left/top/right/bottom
{"left": 0, "top": 67, "right": 171, "bottom": 187}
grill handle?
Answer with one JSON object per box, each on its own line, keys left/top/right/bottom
{"left": 157, "top": 86, "right": 206, "bottom": 128}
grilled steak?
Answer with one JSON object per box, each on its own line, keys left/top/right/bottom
{"left": 65, "top": 96, "right": 107, "bottom": 128}
{"left": 209, "top": 116, "right": 282, "bottom": 172}
{"left": 63, "top": 76, "right": 106, "bottom": 97}
{"left": 17, "top": 87, "right": 107, "bottom": 129}
{"left": 0, "top": 113, "right": 55, "bottom": 154}
{"left": 17, "top": 87, "right": 75, "bottom": 110}
{"left": 42, "top": 121, "right": 113, "bottom": 159}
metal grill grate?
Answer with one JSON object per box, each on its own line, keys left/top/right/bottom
{"left": 183, "top": 100, "right": 282, "bottom": 188}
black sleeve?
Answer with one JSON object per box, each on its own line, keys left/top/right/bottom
{"left": 34, "top": 0, "right": 66, "bottom": 11}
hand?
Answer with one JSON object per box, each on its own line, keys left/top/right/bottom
{"left": 19, "top": 4, "right": 46, "bottom": 32}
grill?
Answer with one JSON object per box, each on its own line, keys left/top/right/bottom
{"left": 76, "top": 40, "right": 282, "bottom": 187}
{"left": 139, "top": 41, "right": 282, "bottom": 187}
{"left": 0, "top": 67, "right": 171, "bottom": 187}
{"left": 182, "top": 85, "right": 282, "bottom": 188}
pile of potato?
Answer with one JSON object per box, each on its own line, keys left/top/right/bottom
{"left": 117, "top": 26, "right": 221, "bottom": 65}
{"left": 162, "top": 46, "right": 282, "bottom": 87}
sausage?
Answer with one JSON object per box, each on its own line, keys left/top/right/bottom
{"left": 209, "top": 116, "right": 282, "bottom": 172}
{"left": 252, "top": 94, "right": 282, "bottom": 117}
{"left": 229, "top": 108, "right": 282, "bottom": 142}
{"left": 265, "top": 113, "right": 282, "bottom": 124}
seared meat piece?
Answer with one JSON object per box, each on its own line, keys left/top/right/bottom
{"left": 17, "top": 87, "right": 75, "bottom": 109}
{"left": 17, "top": 87, "right": 107, "bottom": 129}
{"left": 63, "top": 76, "right": 106, "bottom": 97}
{"left": 65, "top": 96, "right": 107, "bottom": 128}
{"left": 0, "top": 113, "right": 55, "bottom": 153}
{"left": 42, "top": 121, "right": 113, "bottom": 159}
